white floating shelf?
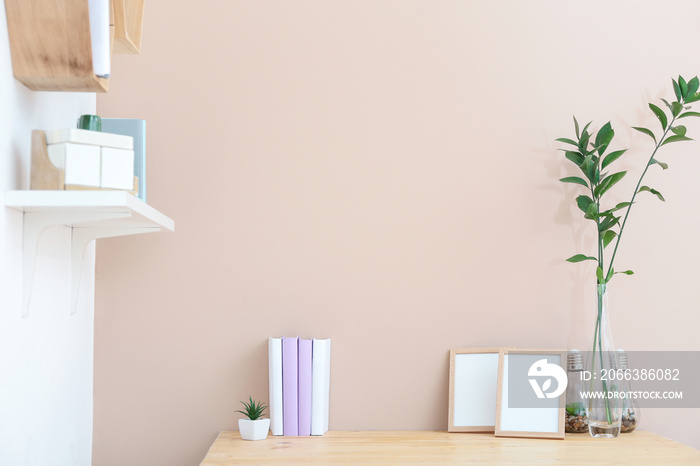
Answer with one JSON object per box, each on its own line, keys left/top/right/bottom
{"left": 4, "top": 190, "right": 174, "bottom": 316}
{"left": 4, "top": 190, "right": 174, "bottom": 229}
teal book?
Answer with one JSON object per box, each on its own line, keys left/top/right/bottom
{"left": 102, "top": 118, "right": 147, "bottom": 201}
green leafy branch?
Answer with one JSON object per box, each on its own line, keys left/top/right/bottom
{"left": 557, "top": 75, "right": 700, "bottom": 285}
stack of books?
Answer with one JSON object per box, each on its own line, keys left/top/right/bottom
{"left": 268, "top": 337, "right": 331, "bottom": 436}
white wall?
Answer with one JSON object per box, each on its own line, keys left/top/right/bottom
{"left": 0, "top": 2, "right": 97, "bottom": 465}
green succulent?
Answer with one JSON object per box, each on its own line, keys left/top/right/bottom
{"left": 566, "top": 402, "right": 586, "bottom": 416}
{"left": 235, "top": 396, "right": 268, "bottom": 420}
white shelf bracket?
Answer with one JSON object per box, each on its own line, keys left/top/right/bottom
{"left": 7, "top": 191, "right": 174, "bottom": 317}
{"left": 21, "top": 211, "right": 132, "bottom": 317}
{"left": 70, "top": 226, "right": 160, "bottom": 314}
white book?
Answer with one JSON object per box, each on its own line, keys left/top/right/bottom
{"left": 45, "top": 129, "right": 133, "bottom": 150}
{"left": 311, "top": 338, "right": 331, "bottom": 435}
{"left": 88, "top": 0, "right": 110, "bottom": 77}
{"left": 268, "top": 337, "right": 284, "bottom": 436}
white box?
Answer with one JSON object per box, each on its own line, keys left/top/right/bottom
{"left": 45, "top": 128, "right": 133, "bottom": 150}
{"left": 101, "top": 147, "right": 135, "bottom": 190}
{"left": 47, "top": 143, "right": 101, "bottom": 187}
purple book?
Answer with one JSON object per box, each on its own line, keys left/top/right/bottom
{"left": 298, "top": 338, "right": 313, "bottom": 436}
{"left": 282, "top": 337, "right": 299, "bottom": 436}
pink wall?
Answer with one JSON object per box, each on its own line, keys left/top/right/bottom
{"left": 95, "top": 1, "right": 700, "bottom": 464}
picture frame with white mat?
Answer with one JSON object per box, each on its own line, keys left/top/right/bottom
{"left": 495, "top": 349, "right": 567, "bottom": 440}
{"left": 448, "top": 347, "right": 511, "bottom": 432}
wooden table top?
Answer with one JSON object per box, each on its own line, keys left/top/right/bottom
{"left": 200, "top": 430, "right": 700, "bottom": 465}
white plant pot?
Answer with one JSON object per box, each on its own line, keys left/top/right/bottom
{"left": 238, "top": 418, "right": 270, "bottom": 441}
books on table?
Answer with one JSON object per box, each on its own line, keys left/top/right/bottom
{"left": 311, "top": 338, "right": 331, "bottom": 435}
{"left": 282, "top": 336, "right": 299, "bottom": 436}
{"left": 268, "top": 337, "right": 283, "bottom": 436}
{"left": 298, "top": 338, "right": 313, "bottom": 436}
{"left": 268, "top": 336, "right": 331, "bottom": 436}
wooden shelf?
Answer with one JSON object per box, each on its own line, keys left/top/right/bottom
{"left": 112, "top": 0, "right": 145, "bottom": 54}
{"left": 4, "top": 0, "right": 144, "bottom": 92}
{"left": 5, "top": 0, "right": 108, "bottom": 92}
{"left": 4, "top": 190, "right": 174, "bottom": 315}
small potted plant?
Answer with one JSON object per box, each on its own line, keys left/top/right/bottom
{"left": 236, "top": 396, "right": 270, "bottom": 441}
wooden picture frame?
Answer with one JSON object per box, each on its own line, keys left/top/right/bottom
{"left": 495, "top": 349, "right": 567, "bottom": 439}
{"left": 448, "top": 348, "right": 506, "bottom": 432}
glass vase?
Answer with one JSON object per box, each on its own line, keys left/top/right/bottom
{"left": 565, "top": 350, "right": 588, "bottom": 433}
{"left": 585, "top": 283, "right": 623, "bottom": 438}
{"left": 618, "top": 349, "right": 641, "bottom": 433}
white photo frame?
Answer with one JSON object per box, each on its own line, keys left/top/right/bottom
{"left": 448, "top": 348, "right": 507, "bottom": 432}
{"left": 495, "top": 349, "right": 567, "bottom": 439}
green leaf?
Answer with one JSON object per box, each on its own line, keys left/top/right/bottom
{"left": 673, "top": 79, "right": 682, "bottom": 101}
{"left": 638, "top": 185, "right": 666, "bottom": 202}
{"left": 649, "top": 103, "right": 668, "bottom": 130}
{"left": 687, "top": 76, "right": 699, "bottom": 97}
{"left": 579, "top": 130, "right": 591, "bottom": 152}
{"left": 601, "top": 149, "right": 626, "bottom": 170}
{"left": 580, "top": 121, "right": 592, "bottom": 138}
{"left": 582, "top": 154, "right": 596, "bottom": 182}
{"left": 679, "top": 75, "right": 688, "bottom": 99}
{"left": 650, "top": 158, "right": 668, "bottom": 170}
{"left": 565, "top": 151, "right": 584, "bottom": 166}
{"left": 576, "top": 195, "right": 594, "bottom": 213}
{"left": 616, "top": 270, "right": 634, "bottom": 275}
{"left": 671, "top": 101, "right": 683, "bottom": 117}
{"left": 685, "top": 93, "right": 700, "bottom": 104}
{"left": 606, "top": 267, "right": 615, "bottom": 282}
{"left": 598, "top": 215, "right": 620, "bottom": 232}
{"left": 601, "top": 202, "right": 632, "bottom": 215}
{"left": 661, "top": 135, "right": 693, "bottom": 146}
{"left": 596, "top": 266, "right": 604, "bottom": 283}
{"left": 574, "top": 116, "right": 580, "bottom": 139}
{"left": 678, "top": 111, "right": 700, "bottom": 119}
{"left": 556, "top": 137, "right": 579, "bottom": 147}
{"left": 560, "top": 176, "right": 589, "bottom": 188}
{"left": 603, "top": 230, "right": 617, "bottom": 248}
{"left": 671, "top": 125, "right": 687, "bottom": 136}
{"left": 595, "top": 122, "right": 615, "bottom": 155}
{"left": 594, "top": 171, "right": 626, "bottom": 199}
{"left": 566, "top": 254, "right": 598, "bottom": 263}
{"left": 632, "top": 126, "right": 657, "bottom": 143}
{"left": 661, "top": 98, "right": 674, "bottom": 113}
{"left": 584, "top": 201, "right": 599, "bottom": 220}
{"left": 593, "top": 177, "right": 611, "bottom": 200}
{"left": 591, "top": 164, "right": 600, "bottom": 185}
